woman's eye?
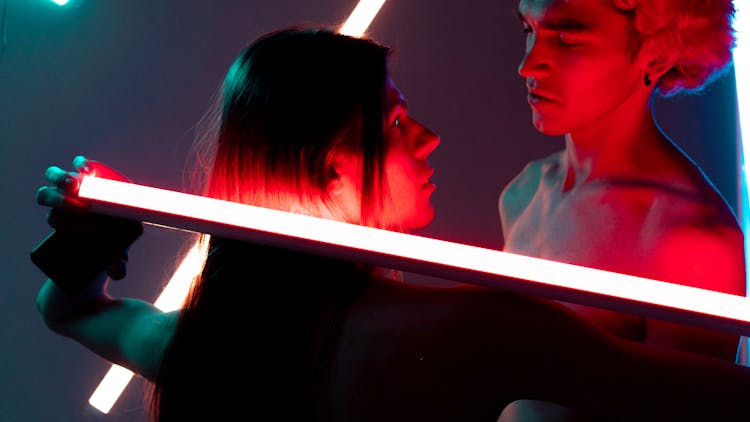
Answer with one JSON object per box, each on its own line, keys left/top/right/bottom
{"left": 393, "top": 115, "right": 400, "bottom": 128}
{"left": 521, "top": 21, "right": 532, "bottom": 34}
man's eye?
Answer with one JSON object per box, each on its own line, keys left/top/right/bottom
{"left": 558, "top": 33, "right": 581, "bottom": 46}
{"left": 521, "top": 21, "right": 532, "bottom": 34}
{"left": 393, "top": 115, "right": 400, "bottom": 128}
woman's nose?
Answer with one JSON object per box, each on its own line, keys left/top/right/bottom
{"left": 414, "top": 122, "right": 440, "bottom": 159}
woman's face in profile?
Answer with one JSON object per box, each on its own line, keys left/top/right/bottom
{"left": 330, "top": 79, "right": 440, "bottom": 231}
{"left": 381, "top": 79, "right": 440, "bottom": 230}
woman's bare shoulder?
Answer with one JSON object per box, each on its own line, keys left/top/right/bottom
{"left": 351, "top": 277, "right": 588, "bottom": 342}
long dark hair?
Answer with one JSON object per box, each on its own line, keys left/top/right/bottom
{"left": 149, "top": 28, "right": 391, "bottom": 420}
{"left": 193, "top": 26, "right": 392, "bottom": 226}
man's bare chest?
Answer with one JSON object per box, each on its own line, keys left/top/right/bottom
{"left": 502, "top": 184, "right": 652, "bottom": 268}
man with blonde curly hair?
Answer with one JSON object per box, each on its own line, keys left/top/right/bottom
{"left": 499, "top": 0, "right": 745, "bottom": 419}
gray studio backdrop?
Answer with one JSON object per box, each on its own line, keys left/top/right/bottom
{"left": 0, "top": 0, "right": 740, "bottom": 420}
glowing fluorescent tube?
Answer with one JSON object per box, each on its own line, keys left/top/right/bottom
{"left": 339, "top": 0, "right": 386, "bottom": 37}
{"left": 88, "top": 365, "right": 133, "bottom": 414}
{"left": 77, "top": 175, "right": 750, "bottom": 336}
{"left": 152, "top": 237, "right": 210, "bottom": 311}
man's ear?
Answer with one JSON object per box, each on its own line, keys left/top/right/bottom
{"left": 638, "top": 40, "right": 677, "bottom": 84}
{"left": 645, "top": 57, "right": 674, "bottom": 83}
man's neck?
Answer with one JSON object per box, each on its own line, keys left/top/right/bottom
{"left": 561, "top": 99, "right": 665, "bottom": 190}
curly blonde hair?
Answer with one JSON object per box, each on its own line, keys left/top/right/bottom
{"left": 614, "top": 0, "right": 736, "bottom": 97}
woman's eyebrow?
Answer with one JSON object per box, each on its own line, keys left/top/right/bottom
{"left": 394, "top": 99, "right": 407, "bottom": 110}
{"left": 388, "top": 94, "right": 408, "bottom": 112}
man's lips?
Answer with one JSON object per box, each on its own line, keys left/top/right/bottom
{"left": 528, "top": 91, "right": 557, "bottom": 103}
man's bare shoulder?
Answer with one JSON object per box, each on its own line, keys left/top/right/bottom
{"left": 502, "top": 151, "right": 564, "bottom": 196}
{"left": 591, "top": 177, "right": 740, "bottom": 232}
{"left": 584, "top": 180, "right": 745, "bottom": 291}
{"left": 499, "top": 151, "right": 564, "bottom": 222}
{"left": 647, "top": 218, "right": 745, "bottom": 294}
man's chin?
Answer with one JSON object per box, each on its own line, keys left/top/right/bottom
{"left": 532, "top": 118, "right": 566, "bottom": 137}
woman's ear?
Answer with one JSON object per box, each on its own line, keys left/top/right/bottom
{"left": 327, "top": 150, "right": 358, "bottom": 197}
{"left": 327, "top": 165, "right": 345, "bottom": 196}
{"left": 327, "top": 150, "right": 361, "bottom": 222}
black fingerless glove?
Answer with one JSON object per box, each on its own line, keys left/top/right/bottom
{"left": 30, "top": 214, "right": 143, "bottom": 294}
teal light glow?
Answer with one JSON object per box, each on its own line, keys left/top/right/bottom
{"left": 734, "top": 5, "right": 749, "bottom": 293}
{"left": 50, "top": 0, "right": 70, "bottom": 6}
{"left": 733, "top": 2, "right": 750, "bottom": 364}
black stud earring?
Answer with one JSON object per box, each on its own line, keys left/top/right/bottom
{"left": 644, "top": 73, "right": 652, "bottom": 87}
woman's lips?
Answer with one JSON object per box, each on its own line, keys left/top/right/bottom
{"left": 422, "top": 168, "right": 436, "bottom": 188}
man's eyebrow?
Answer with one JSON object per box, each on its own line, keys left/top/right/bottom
{"left": 541, "top": 18, "right": 590, "bottom": 31}
{"left": 517, "top": 10, "right": 591, "bottom": 31}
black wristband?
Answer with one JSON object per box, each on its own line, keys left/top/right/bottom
{"left": 30, "top": 215, "right": 143, "bottom": 294}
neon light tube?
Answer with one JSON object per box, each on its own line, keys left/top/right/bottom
{"left": 339, "top": 0, "right": 386, "bottom": 37}
{"left": 76, "top": 175, "right": 750, "bottom": 336}
{"left": 87, "top": 365, "right": 133, "bottom": 414}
